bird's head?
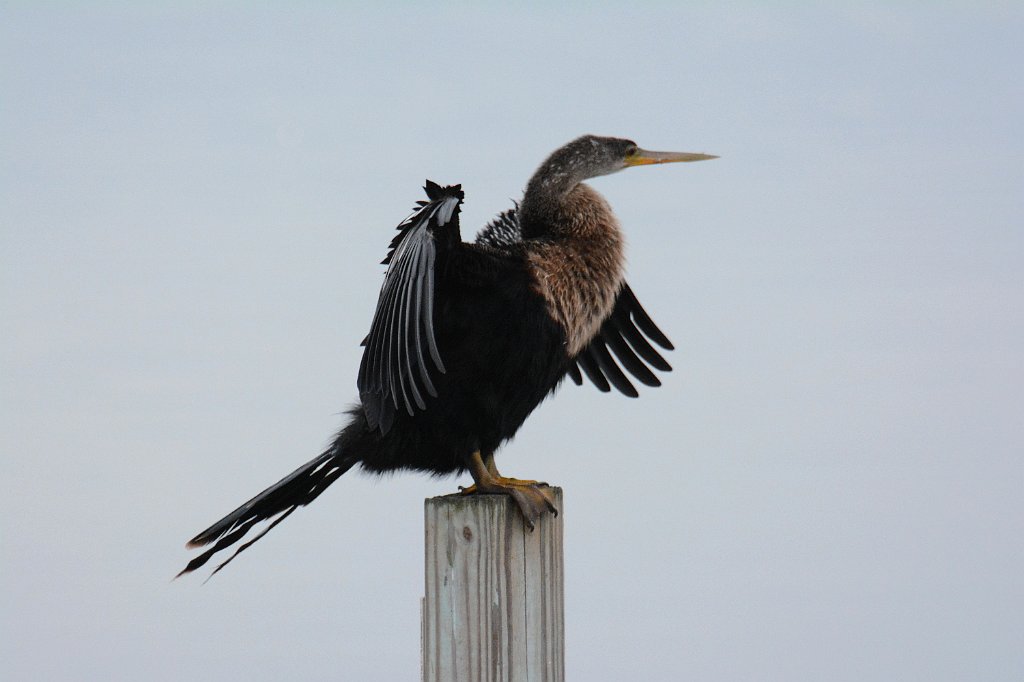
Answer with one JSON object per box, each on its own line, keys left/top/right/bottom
{"left": 530, "top": 135, "right": 717, "bottom": 193}
{"left": 549, "top": 134, "right": 717, "bottom": 181}
{"left": 519, "top": 134, "right": 717, "bottom": 237}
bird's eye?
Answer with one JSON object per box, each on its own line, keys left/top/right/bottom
{"left": 624, "top": 144, "right": 638, "bottom": 157}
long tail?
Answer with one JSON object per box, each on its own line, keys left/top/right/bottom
{"left": 178, "top": 443, "right": 359, "bottom": 580}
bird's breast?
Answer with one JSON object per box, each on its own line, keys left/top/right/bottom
{"left": 524, "top": 199, "right": 625, "bottom": 356}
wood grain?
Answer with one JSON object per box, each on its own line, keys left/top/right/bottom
{"left": 423, "top": 489, "right": 564, "bottom": 682}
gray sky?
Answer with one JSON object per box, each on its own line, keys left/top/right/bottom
{"left": 2, "top": 3, "right": 1021, "bottom": 680}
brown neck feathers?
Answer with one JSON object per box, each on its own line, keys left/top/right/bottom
{"left": 523, "top": 183, "right": 625, "bottom": 355}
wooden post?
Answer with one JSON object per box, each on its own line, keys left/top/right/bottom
{"left": 422, "top": 488, "right": 564, "bottom": 682}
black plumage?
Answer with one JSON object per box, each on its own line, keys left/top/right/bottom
{"left": 179, "top": 135, "right": 715, "bottom": 578}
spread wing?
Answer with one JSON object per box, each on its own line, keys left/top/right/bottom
{"left": 357, "top": 181, "right": 464, "bottom": 434}
{"left": 567, "top": 283, "right": 674, "bottom": 397}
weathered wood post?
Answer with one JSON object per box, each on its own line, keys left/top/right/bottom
{"left": 422, "top": 488, "right": 564, "bottom": 682}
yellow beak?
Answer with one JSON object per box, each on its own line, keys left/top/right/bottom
{"left": 625, "top": 148, "right": 719, "bottom": 167}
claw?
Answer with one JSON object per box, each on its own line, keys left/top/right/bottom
{"left": 495, "top": 476, "right": 544, "bottom": 486}
{"left": 461, "top": 450, "right": 559, "bottom": 528}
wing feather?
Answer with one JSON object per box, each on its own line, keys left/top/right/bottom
{"left": 601, "top": 324, "right": 661, "bottom": 387}
{"left": 358, "top": 182, "right": 464, "bottom": 433}
{"left": 589, "top": 335, "right": 640, "bottom": 397}
{"left": 576, "top": 350, "right": 612, "bottom": 393}
{"left": 420, "top": 228, "right": 445, "bottom": 371}
{"left": 611, "top": 304, "right": 672, "bottom": 372}
{"left": 399, "top": 244, "right": 426, "bottom": 411}
{"left": 619, "top": 283, "right": 674, "bottom": 350}
{"left": 409, "top": 241, "right": 438, "bottom": 399}
{"left": 392, "top": 244, "right": 417, "bottom": 415}
{"left": 572, "top": 282, "right": 675, "bottom": 397}
{"left": 567, "top": 362, "right": 583, "bottom": 386}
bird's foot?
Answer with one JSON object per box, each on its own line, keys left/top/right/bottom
{"left": 461, "top": 476, "right": 547, "bottom": 490}
{"left": 459, "top": 479, "right": 558, "bottom": 531}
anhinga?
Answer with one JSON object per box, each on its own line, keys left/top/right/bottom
{"left": 179, "top": 135, "right": 716, "bottom": 578}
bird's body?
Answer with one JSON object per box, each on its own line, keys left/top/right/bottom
{"left": 356, "top": 232, "right": 573, "bottom": 475}
{"left": 180, "top": 135, "right": 715, "bottom": 577}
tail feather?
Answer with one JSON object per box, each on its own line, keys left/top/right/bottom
{"left": 178, "top": 449, "right": 357, "bottom": 579}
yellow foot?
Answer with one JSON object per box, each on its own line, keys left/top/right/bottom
{"left": 462, "top": 451, "right": 558, "bottom": 530}
{"left": 494, "top": 476, "right": 548, "bottom": 487}
{"left": 460, "top": 477, "right": 547, "bottom": 493}
{"left": 459, "top": 479, "right": 558, "bottom": 531}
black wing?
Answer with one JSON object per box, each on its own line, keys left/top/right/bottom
{"left": 569, "top": 283, "right": 674, "bottom": 397}
{"left": 357, "top": 181, "right": 464, "bottom": 434}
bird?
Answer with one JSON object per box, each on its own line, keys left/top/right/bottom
{"left": 178, "top": 135, "right": 716, "bottom": 578}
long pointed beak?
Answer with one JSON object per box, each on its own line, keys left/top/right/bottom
{"left": 625, "top": 148, "right": 718, "bottom": 167}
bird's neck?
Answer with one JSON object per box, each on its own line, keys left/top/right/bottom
{"left": 520, "top": 178, "right": 622, "bottom": 241}
{"left": 519, "top": 182, "right": 627, "bottom": 356}
{"left": 519, "top": 162, "right": 590, "bottom": 239}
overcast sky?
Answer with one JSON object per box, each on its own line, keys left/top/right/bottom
{"left": 2, "top": 3, "right": 1021, "bottom": 681}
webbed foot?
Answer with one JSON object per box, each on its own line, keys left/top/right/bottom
{"left": 461, "top": 451, "right": 558, "bottom": 530}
